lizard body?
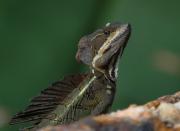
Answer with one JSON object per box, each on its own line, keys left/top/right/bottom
{"left": 10, "top": 22, "right": 131, "bottom": 130}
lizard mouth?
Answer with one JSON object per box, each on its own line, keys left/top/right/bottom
{"left": 92, "top": 23, "right": 131, "bottom": 81}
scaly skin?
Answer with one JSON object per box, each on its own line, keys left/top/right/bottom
{"left": 10, "top": 22, "right": 131, "bottom": 130}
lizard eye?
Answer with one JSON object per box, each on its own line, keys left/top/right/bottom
{"left": 103, "top": 30, "right": 110, "bottom": 36}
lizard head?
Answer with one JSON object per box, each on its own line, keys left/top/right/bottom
{"left": 76, "top": 22, "right": 131, "bottom": 81}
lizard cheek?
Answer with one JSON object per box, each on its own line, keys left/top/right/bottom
{"left": 76, "top": 49, "right": 93, "bottom": 65}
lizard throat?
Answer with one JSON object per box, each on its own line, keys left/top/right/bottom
{"left": 108, "top": 47, "right": 123, "bottom": 81}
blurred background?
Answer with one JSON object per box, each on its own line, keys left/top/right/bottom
{"left": 0, "top": 0, "right": 180, "bottom": 130}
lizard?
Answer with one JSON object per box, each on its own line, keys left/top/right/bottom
{"left": 9, "top": 22, "right": 131, "bottom": 130}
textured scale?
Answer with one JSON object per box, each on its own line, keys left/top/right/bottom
{"left": 10, "top": 22, "right": 131, "bottom": 130}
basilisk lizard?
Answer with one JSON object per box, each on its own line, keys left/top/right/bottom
{"left": 10, "top": 22, "right": 131, "bottom": 130}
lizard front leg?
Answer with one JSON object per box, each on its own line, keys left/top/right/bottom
{"left": 91, "top": 88, "right": 115, "bottom": 115}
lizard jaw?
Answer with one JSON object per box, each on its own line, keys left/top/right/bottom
{"left": 92, "top": 24, "right": 131, "bottom": 81}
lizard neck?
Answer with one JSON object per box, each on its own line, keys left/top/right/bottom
{"left": 90, "top": 67, "right": 117, "bottom": 85}
{"left": 88, "top": 68, "right": 116, "bottom": 94}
